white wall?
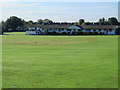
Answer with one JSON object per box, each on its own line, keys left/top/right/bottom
{"left": 27, "top": 26, "right": 116, "bottom": 35}
{"left": 108, "top": 30, "right": 115, "bottom": 35}
{"left": 68, "top": 25, "right": 82, "bottom": 29}
{"left": 26, "top": 31, "right": 36, "bottom": 35}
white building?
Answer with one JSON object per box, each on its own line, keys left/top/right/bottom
{"left": 26, "top": 24, "right": 117, "bottom": 35}
{"left": 81, "top": 25, "right": 117, "bottom": 35}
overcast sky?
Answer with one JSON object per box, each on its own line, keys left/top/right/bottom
{"left": 0, "top": 2, "right": 118, "bottom": 22}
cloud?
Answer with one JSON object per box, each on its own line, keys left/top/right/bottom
{"left": 83, "top": 6, "right": 114, "bottom": 9}
{"left": 0, "top": 2, "right": 73, "bottom": 11}
{"left": 27, "top": 11, "right": 68, "bottom": 16}
{"left": 0, "top": 2, "right": 117, "bottom": 22}
{"left": 0, "top": 2, "right": 117, "bottom": 12}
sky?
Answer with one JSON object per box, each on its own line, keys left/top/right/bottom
{"left": 0, "top": 2, "right": 118, "bottom": 22}
{"left": 0, "top": 0, "right": 119, "bottom": 2}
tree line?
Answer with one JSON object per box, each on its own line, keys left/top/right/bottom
{"left": 0, "top": 16, "right": 120, "bottom": 34}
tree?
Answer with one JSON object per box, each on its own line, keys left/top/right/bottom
{"left": 118, "top": 22, "right": 120, "bottom": 25}
{"left": 108, "top": 17, "right": 118, "bottom": 25}
{"left": 98, "top": 17, "right": 106, "bottom": 25}
{"left": 44, "top": 29, "right": 49, "bottom": 35}
{"left": 28, "top": 20, "right": 33, "bottom": 24}
{"left": 43, "top": 19, "right": 53, "bottom": 24}
{"left": 79, "top": 19, "right": 85, "bottom": 25}
{"left": 37, "top": 19, "right": 43, "bottom": 24}
{"left": 82, "top": 22, "right": 91, "bottom": 25}
{"left": 94, "top": 22, "right": 99, "bottom": 25}
{"left": 22, "top": 20, "right": 34, "bottom": 30}
{"left": 115, "top": 27, "right": 120, "bottom": 35}
{"left": 5, "top": 16, "right": 24, "bottom": 31}
{"left": 74, "top": 22, "right": 79, "bottom": 25}
{"left": 0, "top": 21, "right": 7, "bottom": 34}
{"left": 61, "top": 22, "right": 68, "bottom": 25}
{"left": 82, "top": 22, "right": 86, "bottom": 25}
{"left": 0, "top": 22, "right": 2, "bottom": 35}
{"left": 27, "top": 20, "right": 33, "bottom": 26}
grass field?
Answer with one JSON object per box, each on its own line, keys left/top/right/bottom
{"left": 4, "top": 32, "right": 25, "bottom": 35}
{"left": 2, "top": 34, "right": 118, "bottom": 88}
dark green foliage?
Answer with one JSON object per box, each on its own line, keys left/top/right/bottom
{"left": 98, "top": 17, "right": 118, "bottom": 25}
{"left": 5, "top": 16, "right": 24, "bottom": 31}
{"left": 23, "top": 20, "right": 34, "bottom": 30}
{"left": 0, "top": 21, "right": 6, "bottom": 34}
{"left": 79, "top": 19, "right": 85, "bottom": 25}
{"left": 37, "top": 19, "right": 53, "bottom": 25}
{"left": 37, "top": 19, "right": 43, "bottom": 24}
{"left": 61, "top": 22, "right": 68, "bottom": 25}
{"left": 108, "top": 17, "right": 118, "bottom": 25}
{"left": 74, "top": 22, "right": 79, "bottom": 25}
{"left": 82, "top": 22, "right": 92, "bottom": 25}
{"left": 115, "top": 27, "right": 120, "bottom": 35}
{"left": 0, "top": 22, "right": 2, "bottom": 35}
{"left": 44, "top": 19, "right": 53, "bottom": 24}
{"left": 98, "top": 17, "right": 106, "bottom": 25}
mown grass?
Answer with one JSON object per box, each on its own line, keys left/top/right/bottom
{"left": 2, "top": 35, "right": 118, "bottom": 88}
{"left": 4, "top": 32, "right": 25, "bottom": 35}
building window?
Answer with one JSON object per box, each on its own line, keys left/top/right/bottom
{"left": 67, "top": 29, "right": 70, "bottom": 31}
{"left": 58, "top": 28, "right": 60, "bottom": 31}
{"left": 109, "top": 29, "right": 112, "bottom": 31}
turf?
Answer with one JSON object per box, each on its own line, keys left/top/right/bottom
{"left": 4, "top": 32, "right": 25, "bottom": 35}
{"left": 2, "top": 35, "right": 118, "bottom": 88}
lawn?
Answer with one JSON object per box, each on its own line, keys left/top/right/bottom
{"left": 4, "top": 32, "right": 26, "bottom": 35}
{"left": 2, "top": 34, "right": 118, "bottom": 88}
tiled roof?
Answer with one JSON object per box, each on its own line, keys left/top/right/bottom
{"left": 81, "top": 25, "right": 116, "bottom": 29}
{"left": 30, "top": 24, "right": 72, "bottom": 29}
{"left": 30, "top": 24, "right": 116, "bottom": 29}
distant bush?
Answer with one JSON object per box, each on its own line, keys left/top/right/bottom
{"left": 115, "top": 28, "right": 120, "bottom": 35}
